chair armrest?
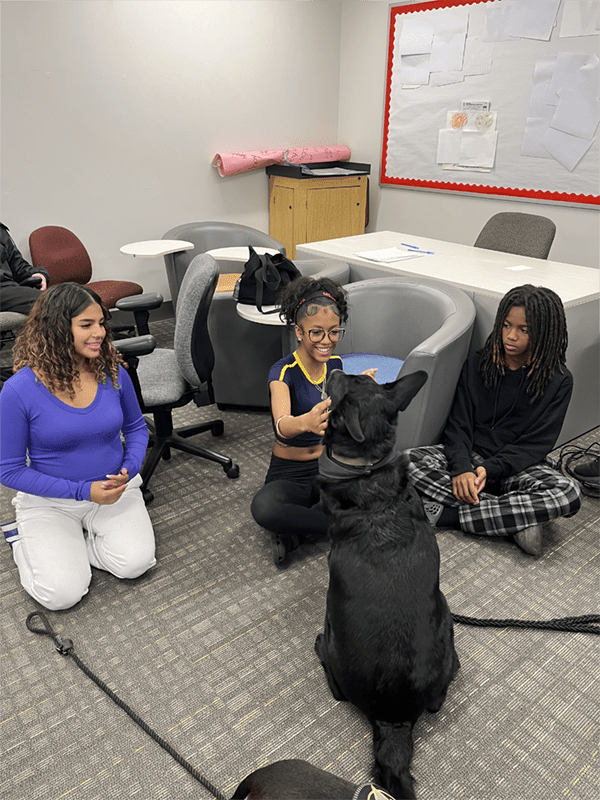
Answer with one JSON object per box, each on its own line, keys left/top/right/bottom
{"left": 115, "top": 292, "right": 164, "bottom": 313}
{"left": 113, "top": 335, "right": 157, "bottom": 359}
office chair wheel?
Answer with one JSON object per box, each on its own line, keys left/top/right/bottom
{"left": 211, "top": 421, "right": 225, "bottom": 437}
{"left": 226, "top": 464, "right": 240, "bottom": 479}
{"left": 142, "top": 488, "right": 154, "bottom": 504}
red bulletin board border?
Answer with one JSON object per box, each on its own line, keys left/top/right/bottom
{"left": 381, "top": 0, "right": 600, "bottom": 207}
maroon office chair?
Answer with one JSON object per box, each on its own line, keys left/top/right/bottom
{"left": 29, "top": 225, "right": 144, "bottom": 310}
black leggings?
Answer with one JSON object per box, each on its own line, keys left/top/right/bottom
{"left": 251, "top": 454, "right": 328, "bottom": 540}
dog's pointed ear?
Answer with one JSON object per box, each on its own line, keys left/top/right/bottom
{"left": 386, "top": 370, "right": 428, "bottom": 412}
{"left": 345, "top": 404, "right": 365, "bottom": 442}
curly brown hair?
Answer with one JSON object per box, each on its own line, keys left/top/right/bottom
{"left": 13, "top": 283, "right": 124, "bottom": 397}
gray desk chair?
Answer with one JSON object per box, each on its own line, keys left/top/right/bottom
{"left": 334, "top": 277, "right": 476, "bottom": 452}
{"left": 162, "top": 221, "right": 286, "bottom": 310}
{"left": 114, "top": 253, "right": 239, "bottom": 503}
{"left": 0, "top": 311, "right": 27, "bottom": 384}
{"left": 474, "top": 212, "right": 556, "bottom": 259}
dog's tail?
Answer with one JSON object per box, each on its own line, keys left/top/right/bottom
{"left": 372, "top": 719, "right": 416, "bottom": 799}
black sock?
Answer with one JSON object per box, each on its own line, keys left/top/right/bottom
{"left": 438, "top": 506, "right": 460, "bottom": 528}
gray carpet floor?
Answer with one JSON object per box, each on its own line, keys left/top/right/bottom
{"left": 1, "top": 318, "right": 598, "bottom": 800}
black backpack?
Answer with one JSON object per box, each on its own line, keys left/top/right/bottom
{"left": 234, "top": 246, "right": 301, "bottom": 313}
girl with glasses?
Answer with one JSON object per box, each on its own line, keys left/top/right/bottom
{"left": 250, "top": 276, "right": 351, "bottom": 567}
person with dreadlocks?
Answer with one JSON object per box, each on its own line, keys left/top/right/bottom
{"left": 0, "top": 283, "right": 156, "bottom": 609}
{"left": 251, "top": 276, "right": 376, "bottom": 567}
{"left": 406, "top": 284, "right": 581, "bottom": 557}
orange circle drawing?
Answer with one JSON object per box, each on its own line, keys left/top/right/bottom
{"left": 451, "top": 113, "right": 468, "bottom": 129}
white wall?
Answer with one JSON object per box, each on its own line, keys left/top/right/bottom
{"left": 1, "top": 0, "right": 597, "bottom": 306}
{"left": 338, "top": 1, "right": 599, "bottom": 270}
{"left": 1, "top": 0, "right": 343, "bottom": 296}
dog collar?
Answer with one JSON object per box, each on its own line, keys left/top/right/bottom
{"left": 352, "top": 783, "right": 396, "bottom": 800}
{"left": 319, "top": 445, "right": 398, "bottom": 479}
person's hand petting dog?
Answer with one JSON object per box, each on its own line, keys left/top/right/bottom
{"left": 90, "top": 468, "right": 129, "bottom": 505}
{"left": 452, "top": 466, "right": 487, "bottom": 505}
{"left": 361, "top": 368, "right": 378, "bottom": 381}
{"left": 305, "top": 397, "right": 332, "bottom": 437}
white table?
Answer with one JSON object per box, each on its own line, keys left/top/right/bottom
{"left": 206, "top": 246, "right": 280, "bottom": 273}
{"left": 297, "top": 231, "right": 600, "bottom": 444}
{"left": 120, "top": 239, "right": 194, "bottom": 258}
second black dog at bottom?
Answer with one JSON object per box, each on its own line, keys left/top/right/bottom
{"left": 315, "top": 370, "right": 460, "bottom": 800}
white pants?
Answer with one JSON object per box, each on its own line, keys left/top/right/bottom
{"left": 11, "top": 473, "right": 156, "bottom": 611}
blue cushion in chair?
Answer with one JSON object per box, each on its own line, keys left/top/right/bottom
{"left": 341, "top": 353, "right": 404, "bottom": 384}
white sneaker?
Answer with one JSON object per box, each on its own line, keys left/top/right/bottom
{"left": 422, "top": 501, "right": 444, "bottom": 527}
{"left": 514, "top": 524, "right": 544, "bottom": 556}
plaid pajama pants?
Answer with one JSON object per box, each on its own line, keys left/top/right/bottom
{"left": 405, "top": 444, "right": 582, "bottom": 537}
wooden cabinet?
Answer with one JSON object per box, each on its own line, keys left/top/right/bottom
{"left": 268, "top": 173, "right": 368, "bottom": 258}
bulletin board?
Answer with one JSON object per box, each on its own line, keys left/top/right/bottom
{"left": 381, "top": 0, "right": 600, "bottom": 206}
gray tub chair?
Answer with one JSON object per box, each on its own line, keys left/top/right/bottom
{"left": 162, "top": 221, "right": 286, "bottom": 310}
{"left": 335, "top": 277, "right": 476, "bottom": 452}
{"left": 161, "top": 222, "right": 350, "bottom": 408}
{"left": 210, "top": 258, "right": 350, "bottom": 409}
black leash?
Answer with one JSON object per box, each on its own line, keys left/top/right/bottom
{"left": 25, "top": 611, "right": 228, "bottom": 800}
{"left": 452, "top": 613, "right": 600, "bottom": 634}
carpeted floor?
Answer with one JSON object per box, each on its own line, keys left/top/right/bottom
{"left": 1, "top": 318, "right": 598, "bottom": 800}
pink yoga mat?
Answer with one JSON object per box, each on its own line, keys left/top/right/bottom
{"left": 211, "top": 145, "right": 351, "bottom": 177}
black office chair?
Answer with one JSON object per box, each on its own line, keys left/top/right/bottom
{"left": 114, "top": 253, "right": 239, "bottom": 503}
{"left": 474, "top": 212, "right": 556, "bottom": 259}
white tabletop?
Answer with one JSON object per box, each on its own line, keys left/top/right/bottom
{"left": 207, "top": 246, "right": 280, "bottom": 262}
{"left": 236, "top": 302, "right": 285, "bottom": 326}
{"left": 297, "top": 231, "right": 600, "bottom": 306}
{"left": 120, "top": 239, "right": 195, "bottom": 257}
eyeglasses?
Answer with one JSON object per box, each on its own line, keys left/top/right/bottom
{"left": 303, "top": 327, "right": 346, "bottom": 343}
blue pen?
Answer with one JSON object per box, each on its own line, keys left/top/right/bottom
{"left": 401, "top": 242, "right": 434, "bottom": 254}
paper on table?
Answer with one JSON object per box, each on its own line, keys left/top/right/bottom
{"left": 354, "top": 247, "right": 426, "bottom": 263}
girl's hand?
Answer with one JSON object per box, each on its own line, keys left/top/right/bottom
{"left": 304, "top": 397, "right": 332, "bottom": 436}
{"left": 361, "top": 368, "right": 378, "bottom": 381}
{"left": 101, "top": 468, "right": 129, "bottom": 490}
{"left": 90, "top": 480, "right": 127, "bottom": 505}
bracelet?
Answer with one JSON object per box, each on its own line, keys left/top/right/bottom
{"left": 275, "top": 414, "right": 292, "bottom": 438}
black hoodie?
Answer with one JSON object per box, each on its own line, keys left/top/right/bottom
{"left": 443, "top": 351, "right": 573, "bottom": 483}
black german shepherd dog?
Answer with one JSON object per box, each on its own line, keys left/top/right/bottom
{"left": 314, "top": 370, "right": 460, "bottom": 800}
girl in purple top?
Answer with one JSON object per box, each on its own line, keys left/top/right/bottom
{"left": 0, "top": 283, "right": 155, "bottom": 609}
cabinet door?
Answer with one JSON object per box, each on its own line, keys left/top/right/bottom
{"left": 305, "top": 184, "right": 365, "bottom": 244}
{"left": 269, "top": 181, "right": 295, "bottom": 256}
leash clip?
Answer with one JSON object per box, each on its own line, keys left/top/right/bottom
{"left": 55, "top": 635, "right": 74, "bottom": 656}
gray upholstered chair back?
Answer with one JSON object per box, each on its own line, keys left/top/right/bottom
{"left": 474, "top": 212, "right": 556, "bottom": 259}
{"left": 335, "top": 277, "right": 476, "bottom": 450}
{"left": 163, "top": 221, "right": 285, "bottom": 310}
{"left": 173, "top": 253, "right": 218, "bottom": 387}
{"left": 0, "top": 311, "right": 27, "bottom": 338}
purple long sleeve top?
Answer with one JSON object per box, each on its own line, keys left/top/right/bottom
{"left": 0, "top": 365, "right": 148, "bottom": 501}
